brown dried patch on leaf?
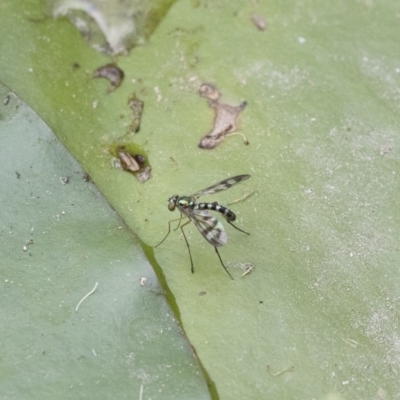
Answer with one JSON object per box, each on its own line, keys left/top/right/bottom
{"left": 198, "top": 83, "right": 248, "bottom": 150}
{"left": 199, "top": 83, "right": 221, "bottom": 101}
{"left": 93, "top": 63, "right": 124, "bottom": 93}
{"left": 116, "top": 147, "right": 152, "bottom": 182}
{"left": 127, "top": 94, "right": 144, "bottom": 134}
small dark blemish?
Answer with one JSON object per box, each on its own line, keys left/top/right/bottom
{"left": 251, "top": 14, "right": 267, "bottom": 31}
{"left": 93, "top": 64, "right": 124, "bottom": 93}
{"left": 83, "top": 173, "right": 91, "bottom": 182}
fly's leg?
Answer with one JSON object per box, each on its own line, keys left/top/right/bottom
{"left": 155, "top": 216, "right": 184, "bottom": 247}
{"left": 214, "top": 247, "right": 234, "bottom": 280}
{"left": 227, "top": 220, "right": 250, "bottom": 236}
{"left": 179, "top": 219, "right": 194, "bottom": 273}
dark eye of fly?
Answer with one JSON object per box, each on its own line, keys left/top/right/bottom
{"left": 168, "top": 196, "right": 178, "bottom": 211}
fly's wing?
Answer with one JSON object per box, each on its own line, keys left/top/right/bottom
{"left": 187, "top": 209, "right": 228, "bottom": 247}
{"left": 192, "top": 174, "right": 250, "bottom": 199}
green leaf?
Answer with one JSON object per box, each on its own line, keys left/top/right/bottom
{"left": 1, "top": 0, "right": 399, "bottom": 398}
{"left": 0, "top": 83, "right": 210, "bottom": 399}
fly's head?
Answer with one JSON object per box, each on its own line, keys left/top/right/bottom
{"left": 168, "top": 195, "right": 179, "bottom": 211}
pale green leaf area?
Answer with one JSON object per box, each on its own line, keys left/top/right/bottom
{"left": 0, "top": 85, "right": 210, "bottom": 399}
{"left": 1, "top": 0, "right": 400, "bottom": 399}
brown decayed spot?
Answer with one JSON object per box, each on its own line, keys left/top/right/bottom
{"left": 198, "top": 83, "right": 248, "bottom": 150}
{"left": 116, "top": 147, "right": 152, "bottom": 183}
{"left": 93, "top": 64, "right": 124, "bottom": 93}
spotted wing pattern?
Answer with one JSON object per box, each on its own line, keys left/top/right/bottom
{"left": 185, "top": 209, "right": 228, "bottom": 247}
{"left": 192, "top": 174, "right": 250, "bottom": 199}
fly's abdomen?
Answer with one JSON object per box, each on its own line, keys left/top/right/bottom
{"left": 195, "top": 202, "right": 236, "bottom": 221}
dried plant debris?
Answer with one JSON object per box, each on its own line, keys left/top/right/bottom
{"left": 93, "top": 63, "right": 124, "bottom": 93}
{"left": 241, "top": 263, "right": 255, "bottom": 278}
{"left": 60, "top": 176, "right": 70, "bottom": 185}
{"left": 83, "top": 172, "right": 92, "bottom": 182}
{"left": 114, "top": 147, "right": 152, "bottom": 183}
{"left": 135, "top": 167, "right": 152, "bottom": 183}
{"left": 127, "top": 94, "right": 144, "bottom": 134}
{"left": 198, "top": 83, "right": 249, "bottom": 150}
{"left": 251, "top": 14, "right": 267, "bottom": 31}
{"left": 380, "top": 140, "right": 394, "bottom": 156}
{"left": 227, "top": 261, "right": 255, "bottom": 278}
{"left": 199, "top": 83, "right": 221, "bottom": 101}
{"left": 118, "top": 150, "right": 144, "bottom": 172}
{"left": 267, "top": 365, "right": 294, "bottom": 377}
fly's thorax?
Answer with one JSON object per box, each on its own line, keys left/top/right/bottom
{"left": 177, "top": 196, "right": 195, "bottom": 210}
{"left": 168, "top": 195, "right": 179, "bottom": 211}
